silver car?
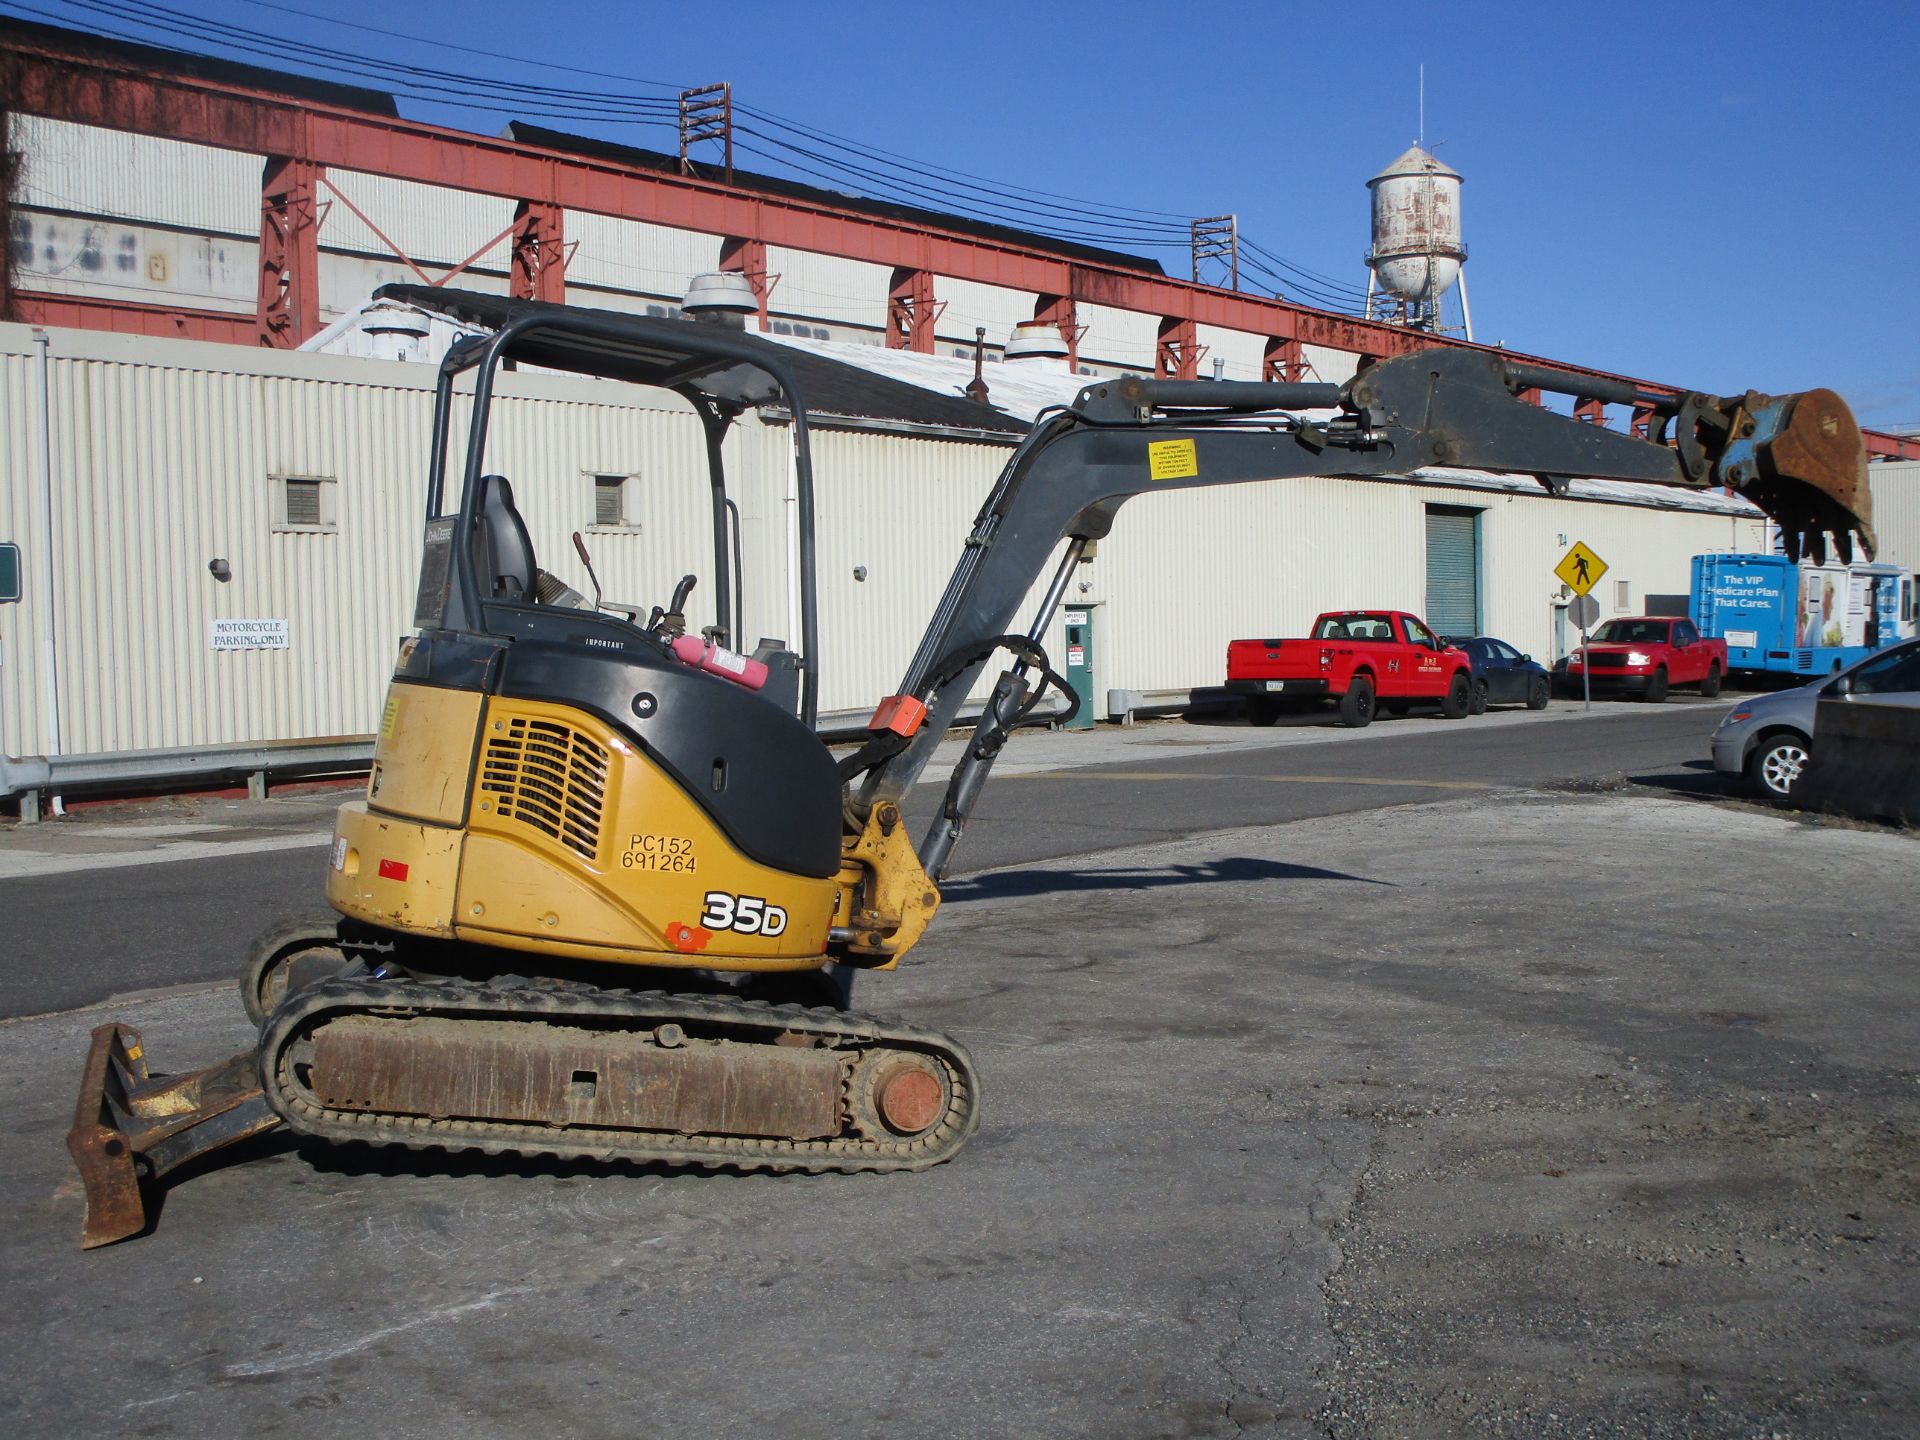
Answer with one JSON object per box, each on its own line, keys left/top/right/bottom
{"left": 1711, "top": 637, "right": 1920, "bottom": 801}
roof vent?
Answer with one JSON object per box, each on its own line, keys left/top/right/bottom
{"left": 360, "top": 299, "right": 433, "bottom": 361}
{"left": 682, "top": 271, "right": 758, "bottom": 327}
{"left": 1004, "top": 321, "right": 1069, "bottom": 366}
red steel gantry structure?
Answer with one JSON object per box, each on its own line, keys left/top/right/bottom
{"left": 1, "top": 22, "right": 1913, "bottom": 460}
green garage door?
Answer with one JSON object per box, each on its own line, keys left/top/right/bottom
{"left": 1425, "top": 505, "right": 1481, "bottom": 639}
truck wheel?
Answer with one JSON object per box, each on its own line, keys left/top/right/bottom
{"left": 1247, "top": 698, "right": 1282, "bottom": 727}
{"left": 1526, "top": 676, "right": 1551, "bottom": 711}
{"left": 1439, "top": 671, "right": 1472, "bottom": 719}
{"left": 1644, "top": 667, "right": 1669, "bottom": 704}
{"left": 1338, "top": 677, "right": 1376, "bottom": 728}
{"left": 1749, "top": 734, "right": 1808, "bottom": 802}
{"left": 1469, "top": 678, "right": 1490, "bottom": 715}
{"left": 1700, "top": 663, "right": 1722, "bottom": 698}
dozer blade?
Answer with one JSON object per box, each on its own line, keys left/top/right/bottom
{"left": 67, "top": 1024, "right": 281, "bottom": 1249}
{"left": 1725, "top": 387, "right": 1875, "bottom": 565}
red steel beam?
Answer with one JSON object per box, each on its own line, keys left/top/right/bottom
{"left": 887, "top": 267, "right": 935, "bottom": 353}
{"left": 511, "top": 199, "right": 567, "bottom": 304}
{"left": 11, "top": 290, "right": 256, "bottom": 343}
{"left": 4, "top": 34, "right": 1916, "bottom": 459}
{"left": 0, "top": 38, "right": 1444, "bottom": 362}
{"left": 717, "top": 234, "right": 769, "bottom": 330}
{"left": 258, "top": 153, "right": 322, "bottom": 346}
{"left": 1031, "top": 294, "right": 1080, "bottom": 370}
{"left": 1156, "top": 316, "right": 1201, "bottom": 380}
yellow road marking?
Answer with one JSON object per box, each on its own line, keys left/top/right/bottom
{"left": 1011, "top": 769, "right": 1487, "bottom": 792}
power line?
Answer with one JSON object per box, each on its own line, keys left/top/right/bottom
{"left": 228, "top": 0, "right": 690, "bottom": 95}
{"left": 13, "top": 0, "right": 681, "bottom": 123}
{"left": 7, "top": 0, "right": 1375, "bottom": 316}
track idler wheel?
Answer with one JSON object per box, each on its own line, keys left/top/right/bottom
{"left": 848, "top": 1050, "right": 955, "bottom": 1140}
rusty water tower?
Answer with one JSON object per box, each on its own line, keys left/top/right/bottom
{"left": 1364, "top": 144, "right": 1472, "bottom": 339}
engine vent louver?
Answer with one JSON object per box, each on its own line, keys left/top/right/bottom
{"left": 480, "top": 718, "right": 609, "bottom": 860}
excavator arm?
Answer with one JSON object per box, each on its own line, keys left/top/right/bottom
{"left": 850, "top": 348, "right": 1873, "bottom": 878}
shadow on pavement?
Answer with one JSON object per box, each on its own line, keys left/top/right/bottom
{"left": 944, "top": 855, "right": 1389, "bottom": 903}
{"left": 1627, "top": 759, "right": 1734, "bottom": 800}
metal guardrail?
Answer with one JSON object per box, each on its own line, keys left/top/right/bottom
{"left": 4, "top": 738, "right": 377, "bottom": 822}
{"left": 1, "top": 694, "right": 1082, "bottom": 820}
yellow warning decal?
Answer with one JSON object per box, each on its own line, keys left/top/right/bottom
{"left": 1147, "top": 438, "right": 1199, "bottom": 481}
{"left": 380, "top": 693, "right": 401, "bottom": 740}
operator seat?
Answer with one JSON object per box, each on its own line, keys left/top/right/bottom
{"left": 473, "top": 473, "right": 536, "bottom": 601}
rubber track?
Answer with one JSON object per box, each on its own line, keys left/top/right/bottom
{"left": 258, "top": 976, "right": 979, "bottom": 1174}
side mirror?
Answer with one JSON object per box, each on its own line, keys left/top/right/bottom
{"left": 1521, "top": 654, "right": 1532, "bottom": 663}
{"left": 1826, "top": 675, "right": 1852, "bottom": 698}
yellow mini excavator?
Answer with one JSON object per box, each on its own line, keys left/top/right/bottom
{"left": 67, "top": 285, "right": 1875, "bottom": 1246}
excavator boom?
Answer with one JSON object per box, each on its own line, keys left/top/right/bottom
{"left": 852, "top": 348, "right": 1873, "bottom": 873}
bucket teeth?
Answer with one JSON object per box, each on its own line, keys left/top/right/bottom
{"left": 1753, "top": 388, "right": 1875, "bottom": 564}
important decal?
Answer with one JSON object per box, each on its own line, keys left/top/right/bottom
{"left": 622, "top": 833, "right": 698, "bottom": 872}
{"left": 379, "top": 694, "right": 401, "bottom": 740}
{"left": 699, "top": 890, "right": 788, "bottom": 937}
{"left": 1146, "top": 438, "right": 1199, "bottom": 481}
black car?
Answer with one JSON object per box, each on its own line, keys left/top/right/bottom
{"left": 1447, "top": 636, "right": 1552, "bottom": 712}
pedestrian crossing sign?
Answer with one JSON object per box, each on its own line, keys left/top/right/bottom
{"left": 1555, "top": 541, "right": 1608, "bottom": 596}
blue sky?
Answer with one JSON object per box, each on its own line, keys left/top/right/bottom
{"left": 11, "top": 0, "right": 1917, "bottom": 428}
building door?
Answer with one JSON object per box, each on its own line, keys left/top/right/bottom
{"left": 1424, "top": 505, "right": 1481, "bottom": 638}
{"left": 1062, "top": 607, "right": 1095, "bottom": 730}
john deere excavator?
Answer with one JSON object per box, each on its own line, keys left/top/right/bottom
{"left": 67, "top": 284, "right": 1875, "bottom": 1246}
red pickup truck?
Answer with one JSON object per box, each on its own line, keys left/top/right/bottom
{"left": 1226, "top": 609, "right": 1475, "bottom": 729}
{"left": 1559, "top": 616, "right": 1726, "bottom": 702}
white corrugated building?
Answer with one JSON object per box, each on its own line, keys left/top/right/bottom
{"left": 1, "top": 312, "right": 1789, "bottom": 776}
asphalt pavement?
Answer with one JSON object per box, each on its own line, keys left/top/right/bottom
{"left": 4, "top": 693, "right": 1915, "bottom": 1438}
{"left": 1, "top": 697, "right": 1721, "bottom": 1017}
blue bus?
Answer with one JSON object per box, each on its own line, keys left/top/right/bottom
{"left": 1691, "top": 553, "right": 1916, "bottom": 680}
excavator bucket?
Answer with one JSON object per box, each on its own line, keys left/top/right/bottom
{"left": 66, "top": 1024, "right": 280, "bottom": 1248}
{"left": 1717, "top": 388, "right": 1875, "bottom": 564}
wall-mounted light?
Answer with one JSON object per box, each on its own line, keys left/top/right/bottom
{"left": 208, "top": 558, "right": 232, "bottom": 582}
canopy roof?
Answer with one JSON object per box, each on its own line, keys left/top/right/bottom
{"left": 375, "top": 284, "right": 1027, "bottom": 435}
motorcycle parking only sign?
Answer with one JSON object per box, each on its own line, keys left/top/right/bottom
{"left": 210, "top": 618, "right": 290, "bottom": 650}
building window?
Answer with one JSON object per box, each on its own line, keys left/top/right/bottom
{"left": 592, "top": 473, "right": 637, "bottom": 529}
{"left": 272, "top": 474, "right": 336, "bottom": 533}
{"left": 1615, "top": 579, "right": 1632, "bottom": 610}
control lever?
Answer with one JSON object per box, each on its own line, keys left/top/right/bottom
{"left": 651, "top": 574, "right": 697, "bottom": 638}
{"left": 571, "top": 532, "right": 604, "bottom": 611}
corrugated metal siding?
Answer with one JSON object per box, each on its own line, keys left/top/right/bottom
{"left": 1869, "top": 461, "right": 1920, "bottom": 573}
{"left": 1077, "top": 303, "right": 1160, "bottom": 373}
{"left": 564, "top": 213, "right": 718, "bottom": 301}
{"left": 766, "top": 248, "right": 892, "bottom": 329}
{"left": 805, "top": 427, "right": 1030, "bottom": 715}
{"left": 318, "top": 251, "right": 511, "bottom": 321}
{"left": 0, "top": 349, "right": 50, "bottom": 759}
{"left": 1300, "top": 346, "right": 1362, "bottom": 384}
{"left": 13, "top": 117, "right": 260, "bottom": 234}
{"left": 1195, "top": 325, "right": 1264, "bottom": 380}
{"left": 1084, "top": 474, "right": 1767, "bottom": 694}
{"left": 933, "top": 278, "right": 1033, "bottom": 349}
{"left": 319, "top": 170, "right": 516, "bottom": 269}
{"left": 12, "top": 212, "right": 256, "bottom": 312}
{"left": 0, "top": 325, "right": 1779, "bottom": 763}
{"left": 0, "top": 327, "right": 741, "bottom": 757}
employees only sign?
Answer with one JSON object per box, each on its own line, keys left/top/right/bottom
{"left": 210, "top": 618, "right": 290, "bottom": 651}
